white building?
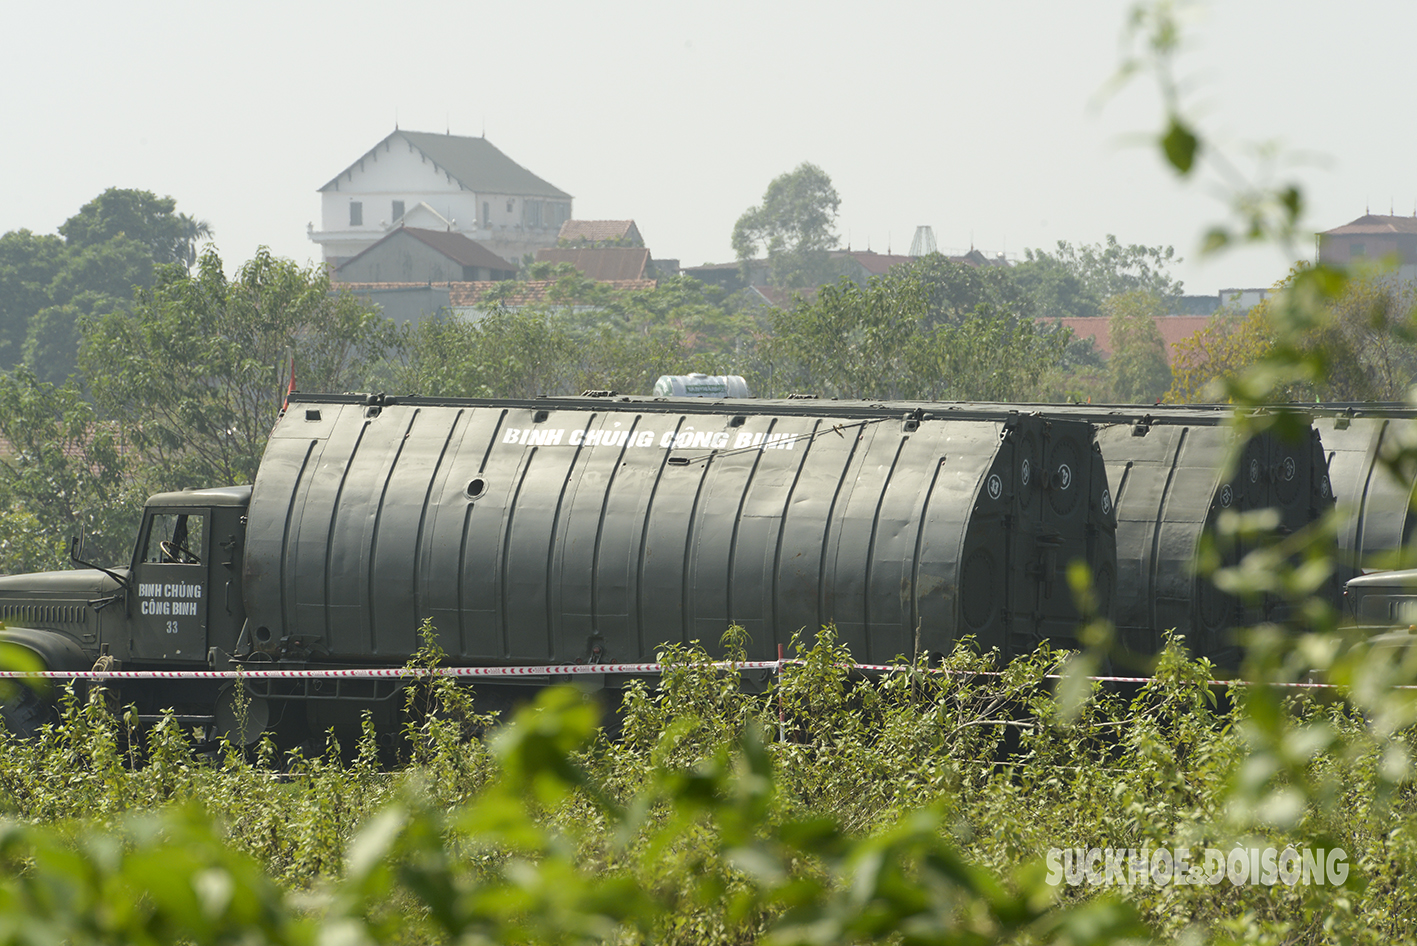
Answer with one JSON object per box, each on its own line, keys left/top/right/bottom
{"left": 310, "top": 129, "right": 572, "bottom": 268}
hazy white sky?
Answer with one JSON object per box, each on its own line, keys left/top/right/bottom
{"left": 3, "top": 2, "right": 1410, "bottom": 297}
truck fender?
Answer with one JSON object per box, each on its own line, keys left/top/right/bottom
{"left": 0, "top": 627, "right": 89, "bottom": 672}
{"left": 0, "top": 628, "right": 87, "bottom": 738}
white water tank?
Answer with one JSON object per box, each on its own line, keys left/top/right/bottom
{"left": 652, "top": 373, "right": 752, "bottom": 398}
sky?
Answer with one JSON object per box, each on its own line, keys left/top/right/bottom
{"left": 2, "top": 1, "right": 1411, "bottom": 298}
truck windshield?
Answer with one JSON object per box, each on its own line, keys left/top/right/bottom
{"left": 143, "top": 513, "right": 204, "bottom": 565}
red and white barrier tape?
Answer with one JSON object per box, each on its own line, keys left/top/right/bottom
{"left": 0, "top": 660, "right": 778, "bottom": 681}
{"left": 0, "top": 661, "right": 1358, "bottom": 689}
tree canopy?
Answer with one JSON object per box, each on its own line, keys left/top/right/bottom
{"left": 1104, "top": 290, "right": 1173, "bottom": 403}
{"left": 758, "top": 259, "right": 1073, "bottom": 401}
{"left": 59, "top": 187, "right": 213, "bottom": 268}
{"left": 731, "top": 162, "right": 841, "bottom": 288}
{"left": 1166, "top": 268, "right": 1417, "bottom": 403}
{"left": 0, "top": 188, "right": 213, "bottom": 384}
{"left": 80, "top": 248, "right": 394, "bottom": 489}
{"left": 1010, "top": 235, "right": 1184, "bottom": 320}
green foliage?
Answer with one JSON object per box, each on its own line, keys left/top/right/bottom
{"left": 1, "top": 631, "right": 1415, "bottom": 943}
{"left": 393, "top": 274, "right": 748, "bottom": 400}
{"left": 910, "top": 252, "right": 1039, "bottom": 327}
{"left": 757, "top": 264, "right": 1073, "bottom": 401}
{"left": 0, "top": 367, "right": 140, "bottom": 567}
{"left": 58, "top": 187, "right": 212, "bottom": 269}
{"left": 80, "top": 247, "right": 395, "bottom": 489}
{"left": 1166, "top": 268, "right": 1417, "bottom": 403}
{"left": 732, "top": 163, "right": 842, "bottom": 289}
{"left": 0, "top": 229, "right": 67, "bottom": 368}
{"left": 0, "top": 188, "right": 211, "bottom": 382}
{"left": 1105, "top": 291, "right": 1172, "bottom": 402}
{"left": 1010, "top": 235, "right": 1184, "bottom": 321}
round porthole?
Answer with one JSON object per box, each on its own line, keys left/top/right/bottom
{"left": 466, "top": 476, "right": 488, "bottom": 500}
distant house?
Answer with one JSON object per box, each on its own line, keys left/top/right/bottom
{"left": 309, "top": 129, "right": 572, "bottom": 268}
{"left": 557, "top": 219, "right": 643, "bottom": 247}
{"left": 1318, "top": 213, "right": 1417, "bottom": 280}
{"left": 534, "top": 246, "right": 651, "bottom": 281}
{"left": 334, "top": 226, "right": 516, "bottom": 284}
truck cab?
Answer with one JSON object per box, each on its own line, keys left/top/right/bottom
{"left": 0, "top": 485, "right": 250, "bottom": 685}
{"left": 124, "top": 486, "right": 250, "bottom": 667}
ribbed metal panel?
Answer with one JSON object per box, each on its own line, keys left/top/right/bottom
{"left": 244, "top": 396, "right": 1116, "bottom": 665}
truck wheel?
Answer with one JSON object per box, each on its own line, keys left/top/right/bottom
{"left": 0, "top": 684, "right": 57, "bottom": 739}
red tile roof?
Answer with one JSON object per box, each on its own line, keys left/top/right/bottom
{"left": 1054, "top": 315, "right": 1213, "bottom": 359}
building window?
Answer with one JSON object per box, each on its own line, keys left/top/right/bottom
{"left": 1351, "top": 242, "right": 1365, "bottom": 258}
{"left": 483, "top": 201, "right": 490, "bottom": 227}
{"left": 350, "top": 202, "right": 363, "bottom": 227}
{"left": 506, "top": 199, "right": 514, "bottom": 213}
{"left": 391, "top": 200, "right": 404, "bottom": 222}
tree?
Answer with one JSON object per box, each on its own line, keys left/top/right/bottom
{"left": 759, "top": 272, "right": 925, "bottom": 399}
{"left": 0, "top": 189, "right": 211, "bottom": 381}
{"left": 0, "top": 230, "right": 66, "bottom": 368}
{"left": 1313, "top": 274, "right": 1417, "bottom": 399}
{"left": 393, "top": 310, "right": 580, "bottom": 399}
{"left": 905, "top": 303, "right": 1074, "bottom": 401}
{"left": 731, "top": 163, "right": 841, "bottom": 288}
{"left": 1104, "top": 290, "right": 1172, "bottom": 402}
{"left": 80, "top": 248, "right": 395, "bottom": 489}
{"left": 1011, "top": 235, "right": 1184, "bottom": 319}
{"left": 907, "top": 252, "right": 1037, "bottom": 327}
{"left": 753, "top": 263, "right": 1072, "bottom": 402}
{"left": 0, "top": 368, "right": 140, "bottom": 569}
{"left": 58, "top": 188, "right": 212, "bottom": 268}
{"left": 1165, "top": 268, "right": 1417, "bottom": 403}
{"left": 1165, "top": 303, "right": 1272, "bottom": 403}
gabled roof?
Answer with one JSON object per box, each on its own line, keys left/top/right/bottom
{"left": 557, "top": 220, "right": 642, "bottom": 245}
{"left": 1321, "top": 214, "right": 1417, "bottom": 237}
{"left": 535, "top": 247, "right": 651, "bottom": 281}
{"left": 321, "top": 130, "right": 571, "bottom": 199}
{"left": 334, "top": 226, "right": 515, "bottom": 276}
{"left": 395, "top": 201, "right": 452, "bottom": 229}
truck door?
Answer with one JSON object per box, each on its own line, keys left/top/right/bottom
{"left": 130, "top": 509, "right": 210, "bottom": 663}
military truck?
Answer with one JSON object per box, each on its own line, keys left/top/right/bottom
{"left": 0, "top": 393, "right": 1117, "bottom": 743}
